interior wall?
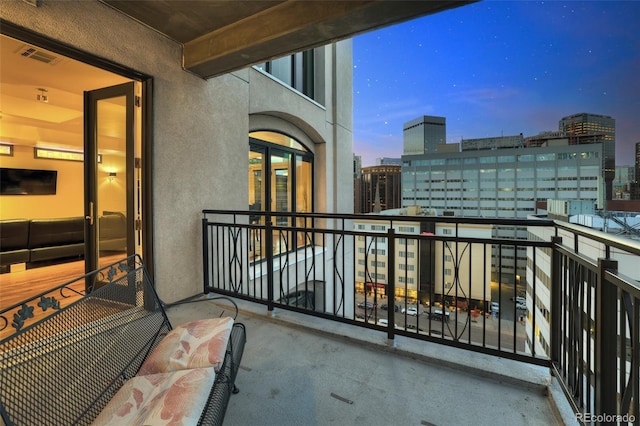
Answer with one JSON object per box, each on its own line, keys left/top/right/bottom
{"left": 0, "top": 146, "right": 83, "bottom": 219}
{"left": 0, "top": 149, "right": 126, "bottom": 220}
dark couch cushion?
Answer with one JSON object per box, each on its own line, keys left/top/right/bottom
{"left": 0, "top": 220, "right": 30, "bottom": 266}
{"left": 0, "top": 220, "right": 30, "bottom": 250}
{"left": 28, "top": 217, "right": 84, "bottom": 249}
{"left": 99, "top": 214, "right": 126, "bottom": 252}
{"left": 29, "top": 243, "right": 84, "bottom": 263}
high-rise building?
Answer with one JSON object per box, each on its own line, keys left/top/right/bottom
{"left": 403, "top": 116, "right": 446, "bottom": 155}
{"left": 353, "top": 155, "right": 362, "bottom": 179}
{"left": 559, "top": 113, "right": 615, "bottom": 200}
{"left": 613, "top": 165, "right": 635, "bottom": 200}
{"left": 356, "top": 165, "right": 402, "bottom": 213}
{"left": 402, "top": 142, "right": 603, "bottom": 286}
{"left": 635, "top": 143, "right": 640, "bottom": 200}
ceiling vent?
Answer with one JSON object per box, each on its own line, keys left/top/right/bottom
{"left": 16, "top": 45, "right": 63, "bottom": 65}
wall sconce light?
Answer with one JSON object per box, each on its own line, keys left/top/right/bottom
{"left": 108, "top": 172, "right": 117, "bottom": 182}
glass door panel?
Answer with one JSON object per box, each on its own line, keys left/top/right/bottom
{"left": 96, "top": 95, "right": 127, "bottom": 267}
{"left": 296, "top": 155, "right": 312, "bottom": 248}
{"left": 271, "top": 151, "right": 291, "bottom": 254}
{"left": 85, "top": 82, "right": 136, "bottom": 280}
{"left": 249, "top": 149, "right": 265, "bottom": 260}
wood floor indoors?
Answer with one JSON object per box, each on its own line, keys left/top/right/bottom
{"left": 0, "top": 255, "right": 127, "bottom": 340}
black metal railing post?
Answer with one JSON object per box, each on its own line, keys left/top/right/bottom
{"left": 202, "top": 216, "right": 210, "bottom": 293}
{"left": 387, "top": 228, "right": 395, "bottom": 341}
{"left": 266, "top": 213, "right": 275, "bottom": 312}
{"left": 595, "top": 258, "right": 618, "bottom": 418}
{"left": 550, "top": 236, "right": 563, "bottom": 366}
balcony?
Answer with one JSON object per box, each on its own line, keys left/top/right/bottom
{"left": 165, "top": 297, "right": 563, "bottom": 425}
{"left": 202, "top": 210, "right": 640, "bottom": 424}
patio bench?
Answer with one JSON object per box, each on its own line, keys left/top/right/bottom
{"left": 0, "top": 255, "right": 246, "bottom": 426}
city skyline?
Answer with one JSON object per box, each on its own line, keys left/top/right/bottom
{"left": 353, "top": 1, "right": 640, "bottom": 167}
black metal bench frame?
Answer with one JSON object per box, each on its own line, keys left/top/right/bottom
{"left": 0, "top": 255, "right": 246, "bottom": 426}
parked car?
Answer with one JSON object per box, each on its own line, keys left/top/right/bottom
{"left": 357, "top": 301, "right": 376, "bottom": 309}
{"left": 511, "top": 296, "right": 526, "bottom": 304}
{"left": 380, "top": 303, "right": 399, "bottom": 312}
{"left": 429, "top": 309, "right": 450, "bottom": 322}
{"left": 377, "top": 319, "right": 398, "bottom": 328}
{"left": 490, "top": 302, "right": 500, "bottom": 313}
{"left": 516, "top": 301, "right": 527, "bottom": 310}
{"left": 402, "top": 307, "right": 419, "bottom": 316}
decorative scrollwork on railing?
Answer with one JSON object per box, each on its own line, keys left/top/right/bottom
{"left": 11, "top": 303, "right": 35, "bottom": 332}
{"left": 228, "top": 226, "right": 244, "bottom": 293}
{"left": 332, "top": 233, "right": 345, "bottom": 314}
{"left": 1, "top": 257, "right": 138, "bottom": 337}
{"left": 442, "top": 241, "right": 471, "bottom": 341}
{"left": 619, "top": 290, "right": 637, "bottom": 415}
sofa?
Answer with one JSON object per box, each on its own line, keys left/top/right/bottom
{"left": 99, "top": 212, "right": 127, "bottom": 252}
{"left": 0, "top": 220, "right": 30, "bottom": 266}
{"left": 27, "top": 217, "right": 85, "bottom": 263}
{"left": 0, "top": 214, "right": 127, "bottom": 268}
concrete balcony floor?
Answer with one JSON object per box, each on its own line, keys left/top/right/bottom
{"left": 166, "top": 298, "right": 570, "bottom": 426}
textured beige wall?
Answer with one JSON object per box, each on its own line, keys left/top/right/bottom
{"left": 1, "top": 0, "right": 353, "bottom": 303}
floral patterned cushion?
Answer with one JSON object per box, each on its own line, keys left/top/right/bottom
{"left": 92, "top": 368, "right": 215, "bottom": 425}
{"left": 138, "top": 317, "right": 234, "bottom": 376}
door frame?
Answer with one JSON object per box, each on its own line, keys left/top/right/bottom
{"left": 84, "top": 82, "right": 136, "bottom": 274}
{"left": 0, "top": 20, "right": 156, "bottom": 281}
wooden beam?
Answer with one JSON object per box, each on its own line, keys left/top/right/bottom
{"left": 184, "top": 0, "right": 471, "bottom": 78}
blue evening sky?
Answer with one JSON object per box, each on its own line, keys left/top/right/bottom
{"left": 353, "top": 1, "right": 640, "bottom": 167}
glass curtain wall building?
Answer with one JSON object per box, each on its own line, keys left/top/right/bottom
{"left": 403, "top": 115, "right": 446, "bottom": 155}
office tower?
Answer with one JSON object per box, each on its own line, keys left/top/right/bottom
{"left": 614, "top": 165, "right": 635, "bottom": 200}
{"left": 635, "top": 143, "right": 640, "bottom": 200}
{"left": 402, "top": 141, "right": 603, "bottom": 286}
{"left": 357, "top": 165, "right": 402, "bottom": 213}
{"left": 353, "top": 154, "right": 362, "bottom": 178}
{"left": 559, "top": 113, "right": 615, "bottom": 200}
{"left": 403, "top": 116, "right": 446, "bottom": 155}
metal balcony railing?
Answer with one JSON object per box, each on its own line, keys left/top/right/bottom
{"left": 202, "top": 210, "right": 640, "bottom": 424}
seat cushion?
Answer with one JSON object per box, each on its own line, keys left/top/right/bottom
{"left": 92, "top": 368, "right": 215, "bottom": 426}
{"left": 138, "top": 317, "right": 234, "bottom": 375}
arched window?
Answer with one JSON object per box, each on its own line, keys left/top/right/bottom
{"left": 249, "top": 131, "right": 313, "bottom": 256}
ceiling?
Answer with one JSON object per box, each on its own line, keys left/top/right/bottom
{"left": 102, "top": 0, "right": 472, "bottom": 79}
{"left": 0, "top": 35, "right": 130, "bottom": 152}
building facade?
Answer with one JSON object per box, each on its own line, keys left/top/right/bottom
{"left": 526, "top": 203, "right": 638, "bottom": 358}
{"left": 403, "top": 115, "right": 446, "bottom": 155}
{"left": 635, "top": 143, "right": 640, "bottom": 200}
{"left": 559, "top": 113, "right": 615, "bottom": 200}
{"left": 354, "top": 212, "right": 492, "bottom": 306}
{"left": 356, "top": 165, "right": 402, "bottom": 213}
{"left": 402, "top": 142, "right": 603, "bottom": 288}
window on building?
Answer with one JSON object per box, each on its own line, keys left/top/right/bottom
{"left": 254, "top": 50, "right": 315, "bottom": 100}
{"left": 249, "top": 131, "right": 313, "bottom": 259}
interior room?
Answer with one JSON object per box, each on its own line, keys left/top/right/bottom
{"left": 0, "top": 34, "right": 133, "bottom": 307}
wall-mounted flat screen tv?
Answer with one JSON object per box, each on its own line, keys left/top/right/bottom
{"left": 0, "top": 168, "right": 58, "bottom": 195}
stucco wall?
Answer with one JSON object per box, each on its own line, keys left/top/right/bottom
{"left": 1, "top": 0, "right": 353, "bottom": 303}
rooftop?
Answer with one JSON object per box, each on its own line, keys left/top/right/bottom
{"left": 166, "top": 297, "right": 570, "bottom": 426}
